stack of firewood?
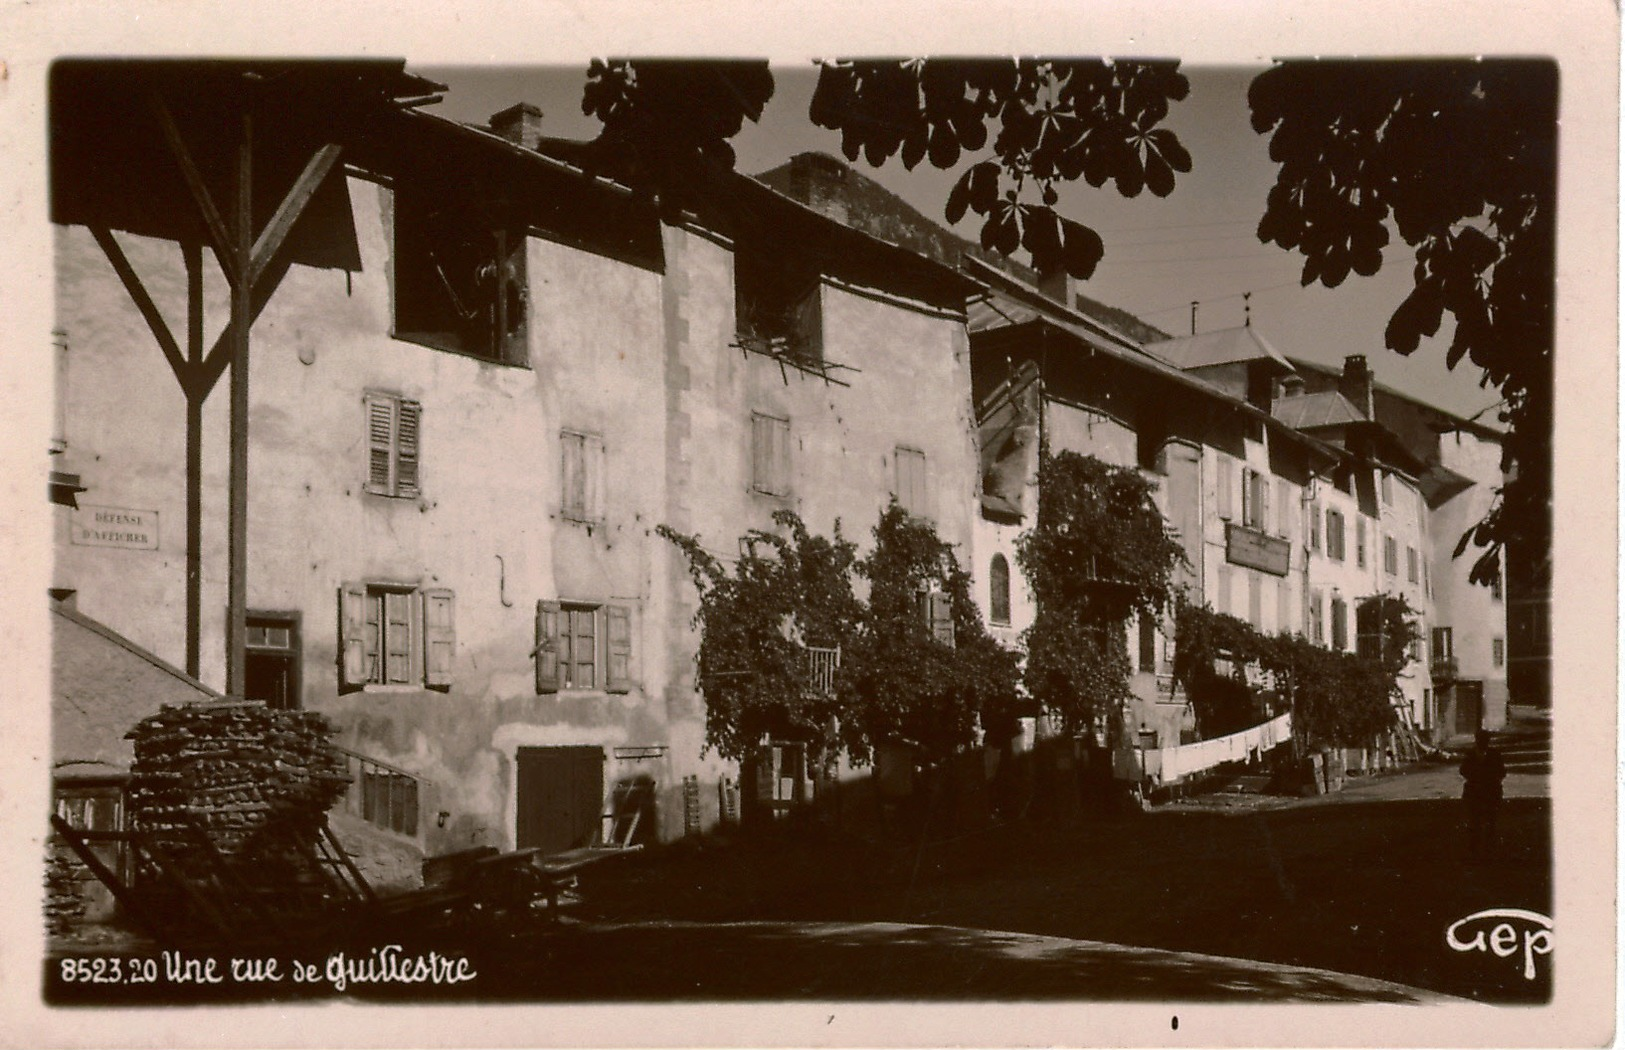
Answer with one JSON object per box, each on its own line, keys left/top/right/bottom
{"left": 126, "top": 701, "right": 350, "bottom": 854}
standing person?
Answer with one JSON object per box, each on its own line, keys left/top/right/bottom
{"left": 1460, "top": 730, "right": 1507, "bottom": 860}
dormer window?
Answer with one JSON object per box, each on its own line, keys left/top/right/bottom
{"left": 393, "top": 182, "right": 528, "bottom": 365}
{"left": 735, "top": 242, "right": 822, "bottom": 366}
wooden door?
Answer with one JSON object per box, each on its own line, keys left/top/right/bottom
{"left": 516, "top": 746, "right": 604, "bottom": 853}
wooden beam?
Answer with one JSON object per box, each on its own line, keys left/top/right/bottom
{"left": 183, "top": 241, "right": 204, "bottom": 679}
{"left": 225, "top": 108, "right": 253, "bottom": 698}
{"left": 195, "top": 250, "right": 292, "bottom": 398}
{"left": 149, "top": 91, "right": 241, "bottom": 290}
{"left": 90, "top": 226, "right": 191, "bottom": 394}
{"left": 247, "top": 142, "right": 342, "bottom": 288}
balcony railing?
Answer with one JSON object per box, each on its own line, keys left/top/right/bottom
{"left": 805, "top": 645, "right": 840, "bottom": 697}
{"left": 1431, "top": 656, "right": 1459, "bottom": 682}
{"left": 329, "top": 745, "right": 424, "bottom": 839}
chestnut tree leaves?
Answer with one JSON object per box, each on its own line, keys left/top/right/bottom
{"left": 1249, "top": 59, "right": 1556, "bottom": 581}
{"left": 811, "top": 59, "right": 1191, "bottom": 278}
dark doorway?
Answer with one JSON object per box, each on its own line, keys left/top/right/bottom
{"left": 1456, "top": 681, "right": 1484, "bottom": 735}
{"left": 516, "top": 746, "right": 605, "bottom": 854}
{"left": 245, "top": 611, "right": 300, "bottom": 709}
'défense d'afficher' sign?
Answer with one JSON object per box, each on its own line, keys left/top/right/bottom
{"left": 1225, "top": 522, "right": 1290, "bottom": 576}
{"left": 72, "top": 504, "right": 159, "bottom": 550}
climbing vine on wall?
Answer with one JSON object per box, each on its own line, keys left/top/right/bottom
{"left": 839, "top": 502, "right": 1022, "bottom": 765}
{"left": 1172, "top": 594, "right": 1417, "bottom": 749}
{"left": 658, "top": 512, "right": 861, "bottom": 763}
{"left": 1016, "top": 452, "right": 1186, "bottom": 737}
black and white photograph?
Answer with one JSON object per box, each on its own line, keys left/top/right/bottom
{"left": 0, "top": 1, "right": 1615, "bottom": 1045}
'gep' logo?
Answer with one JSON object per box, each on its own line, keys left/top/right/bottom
{"left": 1445, "top": 908, "right": 1552, "bottom": 980}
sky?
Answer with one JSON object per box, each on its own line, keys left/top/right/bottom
{"left": 415, "top": 61, "right": 1508, "bottom": 421}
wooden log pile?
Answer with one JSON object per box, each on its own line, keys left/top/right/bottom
{"left": 126, "top": 701, "right": 351, "bottom": 854}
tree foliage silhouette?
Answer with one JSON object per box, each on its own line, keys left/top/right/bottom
{"left": 1248, "top": 59, "right": 1556, "bottom": 584}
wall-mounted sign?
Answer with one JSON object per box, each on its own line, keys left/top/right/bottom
{"left": 71, "top": 504, "right": 159, "bottom": 550}
{"left": 1226, "top": 522, "right": 1290, "bottom": 577}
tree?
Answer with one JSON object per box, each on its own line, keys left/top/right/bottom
{"left": 578, "top": 58, "right": 1191, "bottom": 278}
{"left": 1016, "top": 452, "right": 1186, "bottom": 737}
{"left": 839, "top": 502, "right": 1022, "bottom": 765}
{"left": 1247, "top": 60, "right": 1556, "bottom": 585}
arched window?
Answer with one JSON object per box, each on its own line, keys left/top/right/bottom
{"left": 989, "top": 554, "right": 1011, "bottom": 626}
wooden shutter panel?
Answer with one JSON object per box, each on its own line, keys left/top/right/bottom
{"left": 339, "top": 583, "right": 368, "bottom": 689}
{"left": 365, "top": 395, "right": 395, "bottom": 494}
{"left": 929, "top": 593, "right": 955, "bottom": 648}
{"left": 586, "top": 434, "right": 605, "bottom": 522}
{"left": 395, "top": 399, "right": 421, "bottom": 497}
{"left": 792, "top": 281, "right": 822, "bottom": 357}
{"left": 1217, "top": 457, "right": 1234, "bottom": 520}
{"left": 423, "top": 589, "right": 455, "bottom": 689}
{"left": 750, "top": 415, "right": 769, "bottom": 493}
{"left": 384, "top": 591, "right": 413, "bottom": 684}
{"left": 535, "top": 600, "right": 561, "bottom": 694}
{"left": 1258, "top": 474, "right": 1270, "bottom": 532}
{"left": 605, "top": 604, "right": 632, "bottom": 693}
{"left": 774, "top": 418, "right": 790, "bottom": 496}
{"left": 1275, "top": 478, "right": 1291, "bottom": 536}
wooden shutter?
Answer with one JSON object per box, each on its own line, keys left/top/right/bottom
{"left": 929, "top": 593, "right": 955, "bottom": 648}
{"left": 791, "top": 280, "right": 823, "bottom": 358}
{"left": 1276, "top": 579, "right": 1291, "bottom": 634}
{"left": 423, "top": 589, "right": 455, "bottom": 689}
{"left": 395, "top": 399, "right": 421, "bottom": 497}
{"left": 535, "top": 600, "right": 560, "bottom": 694}
{"left": 774, "top": 418, "right": 790, "bottom": 496}
{"left": 605, "top": 604, "right": 632, "bottom": 693}
{"left": 1217, "top": 456, "right": 1234, "bottom": 520}
{"left": 339, "top": 583, "right": 368, "bottom": 689}
{"left": 586, "top": 434, "right": 605, "bottom": 522}
{"left": 365, "top": 395, "right": 395, "bottom": 494}
{"left": 561, "top": 432, "right": 584, "bottom": 519}
{"left": 750, "top": 415, "right": 770, "bottom": 493}
{"left": 1275, "top": 478, "right": 1291, "bottom": 537}
{"left": 1258, "top": 474, "right": 1270, "bottom": 532}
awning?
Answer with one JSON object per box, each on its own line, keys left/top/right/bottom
{"left": 49, "top": 470, "right": 86, "bottom": 508}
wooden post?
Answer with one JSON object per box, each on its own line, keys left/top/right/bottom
{"left": 226, "top": 108, "right": 252, "bottom": 698}
{"left": 184, "top": 242, "right": 203, "bottom": 678}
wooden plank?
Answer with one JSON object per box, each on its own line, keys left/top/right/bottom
{"left": 195, "top": 251, "right": 292, "bottom": 398}
{"left": 225, "top": 108, "right": 253, "bottom": 698}
{"left": 184, "top": 241, "right": 204, "bottom": 678}
{"left": 148, "top": 92, "right": 240, "bottom": 289}
{"left": 89, "top": 226, "right": 190, "bottom": 390}
{"left": 247, "top": 143, "right": 342, "bottom": 288}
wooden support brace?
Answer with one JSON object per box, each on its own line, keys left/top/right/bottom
{"left": 89, "top": 226, "right": 191, "bottom": 394}
{"left": 247, "top": 143, "right": 342, "bottom": 289}
{"left": 148, "top": 92, "right": 241, "bottom": 290}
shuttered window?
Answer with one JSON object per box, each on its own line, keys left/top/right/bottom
{"left": 751, "top": 413, "right": 791, "bottom": 496}
{"left": 989, "top": 554, "right": 1012, "bottom": 626}
{"left": 1241, "top": 468, "right": 1268, "bottom": 530}
{"left": 364, "top": 392, "right": 421, "bottom": 499}
{"left": 1326, "top": 510, "right": 1346, "bottom": 561}
{"left": 1384, "top": 535, "right": 1399, "bottom": 576}
{"left": 1406, "top": 545, "right": 1419, "bottom": 583}
{"left": 1330, "top": 598, "right": 1349, "bottom": 651}
{"left": 340, "top": 583, "right": 454, "bottom": 691}
{"left": 535, "top": 600, "right": 635, "bottom": 694}
{"left": 1309, "top": 590, "right": 1324, "bottom": 644}
{"left": 894, "top": 447, "right": 928, "bottom": 517}
{"left": 1275, "top": 478, "right": 1293, "bottom": 538}
{"left": 920, "top": 591, "right": 955, "bottom": 648}
{"left": 1356, "top": 517, "right": 1368, "bottom": 568}
{"left": 1309, "top": 501, "right": 1321, "bottom": 551}
{"left": 561, "top": 430, "right": 606, "bottom": 523}
{"left": 1216, "top": 455, "right": 1235, "bottom": 521}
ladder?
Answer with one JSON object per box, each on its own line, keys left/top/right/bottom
{"left": 1391, "top": 699, "right": 1425, "bottom": 762}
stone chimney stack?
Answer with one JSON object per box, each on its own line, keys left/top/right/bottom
{"left": 1036, "top": 269, "right": 1075, "bottom": 309}
{"left": 1340, "top": 354, "right": 1375, "bottom": 419}
{"left": 489, "top": 102, "right": 544, "bottom": 150}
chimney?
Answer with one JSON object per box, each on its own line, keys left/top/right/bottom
{"left": 789, "top": 153, "right": 850, "bottom": 225}
{"left": 1036, "top": 269, "right": 1075, "bottom": 308}
{"left": 1340, "top": 354, "right": 1374, "bottom": 419}
{"left": 488, "top": 103, "right": 544, "bottom": 150}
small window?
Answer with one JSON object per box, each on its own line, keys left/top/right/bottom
{"left": 1492, "top": 638, "right": 1505, "bottom": 668}
{"left": 1384, "top": 535, "right": 1399, "bottom": 576}
{"left": 1325, "top": 509, "right": 1346, "bottom": 561}
{"left": 920, "top": 590, "right": 955, "bottom": 648}
{"left": 339, "top": 583, "right": 454, "bottom": 691}
{"left": 735, "top": 241, "right": 823, "bottom": 365}
{"left": 751, "top": 413, "right": 791, "bottom": 497}
{"left": 1356, "top": 517, "right": 1367, "bottom": 569}
{"left": 894, "top": 447, "right": 928, "bottom": 517}
{"left": 1308, "top": 590, "right": 1324, "bottom": 644}
{"left": 1406, "top": 546, "right": 1419, "bottom": 584}
{"left": 1432, "top": 626, "right": 1454, "bottom": 661}
{"left": 561, "top": 430, "right": 606, "bottom": 523}
{"left": 1309, "top": 501, "right": 1322, "bottom": 551}
{"left": 1380, "top": 472, "right": 1393, "bottom": 505}
{"left": 535, "top": 601, "right": 634, "bottom": 694}
{"left": 364, "top": 392, "right": 422, "bottom": 499}
{"left": 989, "top": 554, "right": 1011, "bottom": 626}
{"left": 393, "top": 183, "right": 527, "bottom": 364}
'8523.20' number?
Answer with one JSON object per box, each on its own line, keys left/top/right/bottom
{"left": 58, "top": 956, "right": 159, "bottom": 984}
